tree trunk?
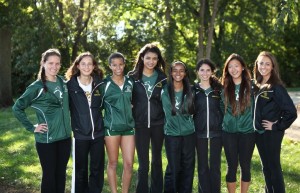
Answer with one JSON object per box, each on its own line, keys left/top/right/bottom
{"left": 206, "top": 0, "right": 219, "bottom": 59}
{"left": 0, "top": 27, "right": 13, "bottom": 108}
{"left": 163, "top": 0, "right": 176, "bottom": 64}
{"left": 197, "top": 0, "right": 206, "bottom": 60}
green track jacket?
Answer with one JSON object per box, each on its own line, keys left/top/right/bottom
{"left": 100, "top": 76, "right": 135, "bottom": 132}
{"left": 12, "top": 76, "right": 71, "bottom": 143}
{"left": 220, "top": 87, "right": 255, "bottom": 134}
{"left": 161, "top": 87, "right": 195, "bottom": 136}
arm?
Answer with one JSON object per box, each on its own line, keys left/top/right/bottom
{"left": 271, "top": 85, "right": 297, "bottom": 131}
{"left": 12, "top": 84, "right": 42, "bottom": 132}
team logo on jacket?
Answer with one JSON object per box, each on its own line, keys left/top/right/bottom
{"left": 260, "top": 92, "right": 269, "bottom": 100}
{"left": 156, "top": 82, "right": 162, "bottom": 88}
{"left": 94, "top": 90, "right": 101, "bottom": 96}
{"left": 124, "top": 85, "right": 132, "bottom": 93}
{"left": 54, "top": 86, "right": 63, "bottom": 99}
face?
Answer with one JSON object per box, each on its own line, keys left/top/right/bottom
{"left": 257, "top": 55, "right": 273, "bottom": 81}
{"left": 43, "top": 55, "right": 61, "bottom": 79}
{"left": 142, "top": 51, "right": 159, "bottom": 71}
{"left": 171, "top": 63, "right": 186, "bottom": 82}
{"left": 109, "top": 58, "right": 125, "bottom": 76}
{"left": 77, "top": 56, "right": 94, "bottom": 77}
{"left": 228, "top": 59, "right": 243, "bottom": 83}
{"left": 197, "top": 63, "right": 212, "bottom": 82}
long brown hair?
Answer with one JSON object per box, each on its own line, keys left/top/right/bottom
{"left": 221, "top": 53, "right": 251, "bottom": 116}
{"left": 65, "top": 52, "right": 103, "bottom": 80}
{"left": 253, "top": 51, "right": 283, "bottom": 88}
{"left": 128, "top": 43, "right": 166, "bottom": 80}
{"left": 38, "top": 48, "right": 61, "bottom": 92}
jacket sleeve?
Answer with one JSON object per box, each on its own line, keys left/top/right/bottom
{"left": 12, "top": 84, "right": 42, "bottom": 132}
{"left": 98, "top": 81, "right": 107, "bottom": 110}
{"left": 272, "top": 85, "right": 297, "bottom": 131}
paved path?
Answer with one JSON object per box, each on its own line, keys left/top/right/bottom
{"left": 284, "top": 92, "right": 300, "bottom": 141}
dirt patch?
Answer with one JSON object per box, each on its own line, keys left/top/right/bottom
{"left": 0, "top": 181, "right": 38, "bottom": 193}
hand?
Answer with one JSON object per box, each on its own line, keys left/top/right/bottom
{"left": 261, "top": 120, "right": 277, "bottom": 130}
{"left": 34, "top": 123, "right": 48, "bottom": 133}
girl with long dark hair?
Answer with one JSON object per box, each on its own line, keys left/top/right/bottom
{"left": 162, "top": 61, "right": 195, "bottom": 193}
{"left": 253, "top": 51, "right": 297, "bottom": 193}
{"left": 128, "top": 43, "right": 167, "bottom": 193}
{"left": 194, "top": 59, "right": 223, "bottom": 193}
{"left": 221, "top": 53, "right": 255, "bottom": 193}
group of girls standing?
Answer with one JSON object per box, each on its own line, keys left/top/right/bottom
{"left": 12, "top": 44, "right": 297, "bottom": 193}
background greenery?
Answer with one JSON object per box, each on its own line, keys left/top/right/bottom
{"left": 1, "top": 0, "right": 300, "bottom": 191}
{"left": 1, "top": 0, "right": 300, "bottom": 103}
{"left": 1, "top": 107, "right": 300, "bottom": 193}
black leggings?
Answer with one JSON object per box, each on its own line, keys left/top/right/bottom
{"left": 256, "top": 131, "right": 285, "bottom": 193}
{"left": 222, "top": 132, "right": 255, "bottom": 182}
{"left": 36, "top": 138, "right": 71, "bottom": 193}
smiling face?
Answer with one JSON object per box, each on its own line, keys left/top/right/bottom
{"left": 197, "top": 63, "right": 212, "bottom": 82}
{"left": 77, "top": 56, "right": 95, "bottom": 77}
{"left": 43, "top": 55, "right": 61, "bottom": 80}
{"left": 228, "top": 59, "right": 243, "bottom": 84}
{"left": 109, "top": 57, "right": 125, "bottom": 77}
{"left": 171, "top": 63, "right": 186, "bottom": 83}
{"left": 142, "top": 51, "right": 159, "bottom": 72}
{"left": 257, "top": 55, "right": 273, "bottom": 82}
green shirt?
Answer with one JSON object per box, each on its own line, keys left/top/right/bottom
{"left": 142, "top": 70, "right": 158, "bottom": 97}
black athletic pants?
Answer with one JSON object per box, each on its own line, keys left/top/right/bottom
{"left": 135, "top": 125, "right": 164, "bottom": 193}
{"left": 164, "top": 133, "right": 196, "bottom": 193}
{"left": 36, "top": 137, "right": 71, "bottom": 193}
{"left": 196, "top": 137, "right": 222, "bottom": 193}
{"left": 73, "top": 137, "right": 105, "bottom": 193}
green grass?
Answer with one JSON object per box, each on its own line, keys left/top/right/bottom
{"left": 1, "top": 107, "right": 300, "bottom": 193}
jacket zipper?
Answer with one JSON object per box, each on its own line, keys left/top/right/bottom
{"left": 141, "top": 77, "right": 167, "bottom": 128}
{"left": 206, "top": 92, "right": 210, "bottom": 138}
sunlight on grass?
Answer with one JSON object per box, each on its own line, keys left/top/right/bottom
{"left": 1, "top": 107, "right": 300, "bottom": 192}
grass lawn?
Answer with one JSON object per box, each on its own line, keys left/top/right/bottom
{"left": 1, "top": 107, "right": 300, "bottom": 193}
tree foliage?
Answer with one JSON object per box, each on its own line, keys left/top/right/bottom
{"left": 0, "top": 0, "right": 300, "bottom": 101}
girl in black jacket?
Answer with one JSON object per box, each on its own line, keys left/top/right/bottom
{"left": 253, "top": 51, "right": 297, "bottom": 193}
{"left": 65, "top": 52, "right": 105, "bottom": 193}
{"left": 128, "top": 43, "right": 167, "bottom": 193}
{"left": 193, "top": 59, "right": 223, "bottom": 193}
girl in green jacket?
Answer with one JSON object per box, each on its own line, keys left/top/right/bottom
{"left": 100, "top": 52, "right": 135, "bottom": 193}
{"left": 221, "top": 53, "right": 255, "bottom": 193}
{"left": 162, "top": 61, "right": 195, "bottom": 193}
{"left": 12, "top": 48, "right": 71, "bottom": 193}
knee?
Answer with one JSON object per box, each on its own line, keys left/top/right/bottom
{"left": 226, "top": 166, "right": 238, "bottom": 182}
{"left": 240, "top": 167, "right": 251, "bottom": 182}
{"left": 123, "top": 161, "right": 133, "bottom": 173}
{"left": 108, "top": 160, "right": 118, "bottom": 170}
